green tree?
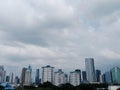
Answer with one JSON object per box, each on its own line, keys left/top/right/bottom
{"left": 117, "top": 88, "right": 120, "bottom": 90}
{"left": 0, "top": 86, "right": 3, "bottom": 90}
{"left": 60, "top": 83, "right": 74, "bottom": 90}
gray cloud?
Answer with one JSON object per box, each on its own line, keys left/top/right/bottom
{"left": 0, "top": 0, "right": 120, "bottom": 76}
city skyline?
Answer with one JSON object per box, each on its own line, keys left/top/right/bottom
{"left": 1, "top": 58, "right": 120, "bottom": 79}
{"left": 0, "top": 0, "right": 120, "bottom": 76}
{"left": 1, "top": 57, "right": 120, "bottom": 77}
{"left": 1, "top": 58, "right": 120, "bottom": 86}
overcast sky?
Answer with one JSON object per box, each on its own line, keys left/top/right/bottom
{"left": 0, "top": 0, "right": 120, "bottom": 76}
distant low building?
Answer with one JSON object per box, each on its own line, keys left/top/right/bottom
{"left": 0, "top": 82, "right": 15, "bottom": 90}
{"left": 108, "top": 85, "right": 120, "bottom": 90}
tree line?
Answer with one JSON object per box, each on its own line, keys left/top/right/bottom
{"left": 15, "top": 82, "right": 109, "bottom": 90}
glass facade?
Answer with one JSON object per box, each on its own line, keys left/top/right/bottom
{"left": 96, "top": 70, "right": 101, "bottom": 82}
{"left": 35, "top": 69, "right": 40, "bottom": 85}
{"left": 85, "top": 58, "right": 96, "bottom": 82}
{"left": 104, "top": 71, "right": 112, "bottom": 84}
{"left": 111, "top": 67, "right": 120, "bottom": 84}
{"left": 82, "top": 71, "right": 87, "bottom": 82}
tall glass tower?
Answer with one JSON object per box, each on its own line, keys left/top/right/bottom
{"left": 111, "top": 67, "right": 120, "bottom": 84}
{"left": 0, "top": 66, "right": 6, "bottom": 83}
{"left": 85, "top": 58, "right": 96, "bottom": 83}
{"left": 35, "top": 69, "right": 40, "bottom": 85}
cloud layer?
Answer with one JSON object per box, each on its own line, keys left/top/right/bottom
{"left": 0, "top": 0, "right": 120, "bottom": 75}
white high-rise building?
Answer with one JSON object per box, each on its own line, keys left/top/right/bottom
{"left": 69, "top": 69, "right": 81, "bottom": 86}
{"left": 54, "top": 69, "right": 67, "bottom": 86}
{"left": 24, "top": 65, "right": 32, "bottom": 86}
{"left": 24, "top": 70, "right": 32, "bottom": 85}
{"left": 0, "top": 66, "right": 6, "bottom": 83}
{"left": 42, "top": 65, "right": 54, "bottom": 84}
{"left": 85, "top": 58, "right": 96, "bottom": 83}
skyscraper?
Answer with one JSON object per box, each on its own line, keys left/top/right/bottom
{"left": 9, "top": 72, "right": 14, "bottom": 84}
{"left": 24, "top": 65, "right": 32, "bottom": 86}
{"left": 82, "top": 71, "right": 87, "bottom": 83}
{"left": 103, "top": 71, "right": 112, "bottom": 84}
{"left": 21, "top": 67, "right": 27, "bottom": 85}
{"left": 6, "top": 75, "right": 10, "bottom": 82}
{"left": 85, "top": 58, "right": 96, "bottom": 83}
{"left": 0, "top": 66, "right": 6, "bottom": 83}
{"left": 69, "top": 69, "right": 81, "bottom": 86}
{"left": 96, "top": 69, "right": 101, "bottom": 82}
{"left": 42, "top": 65, "right": 54, "bottom": 84}
{"left": 35, "top": 69, "right": 40, "bottom": 85}
{"left": 111, "top": 67, "right": 120, "bottom": 84}
{"left": 15, "top": 76, "right": 20, "bottom": 85}
{"left": 24, "top": 69, "right": 31, "bottom": 85}
{"left": 54, "top": 69, "right": 67, "bottom": 86}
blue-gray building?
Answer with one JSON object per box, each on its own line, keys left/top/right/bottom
{"left": 14, "top": 76, "right": 20, "bottom": 85}
{"left": 103, "top": 71, "right": 112, "bottom": 84}
{"left": 0, "top": 82, "right": 15, "bottom": 90}
{"left": 85, "top": 58, "right": 96, "bottom": 83}
{"left": 111, "top": 67, "right": 120, "bottom": 84}
{"left": 28, "top": 65, "right": 32, "bottom": 73}
{"left": 0, "top": 66, "right": 6, "bottom": 83}
{"left": 35, "top": 69, "right": 40, "bottom": 85}
{"left": 82, "top": 71, "right": 87, "bottom": 82}
{"left": 96, "top": 70, "right": 101, "bottom": 82}
{"left": 6, "top": 76, "right": 10, "bottom": 82}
